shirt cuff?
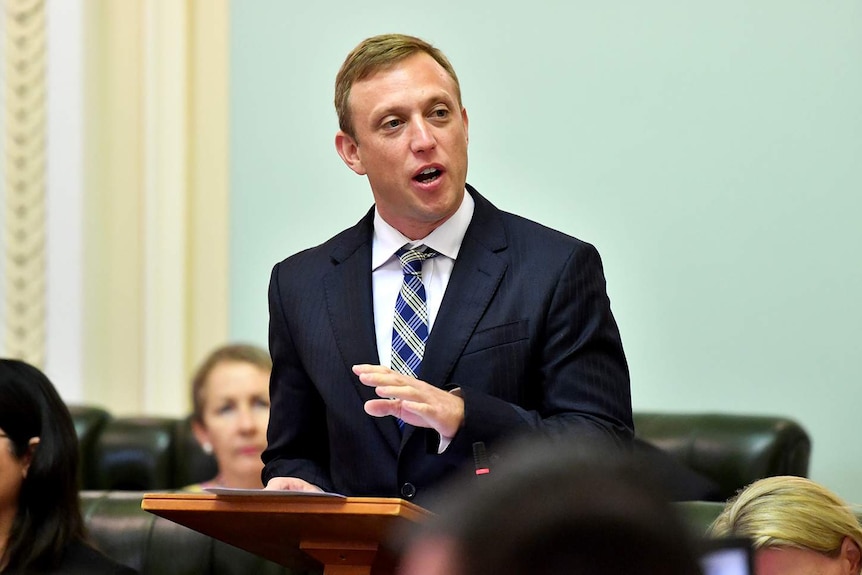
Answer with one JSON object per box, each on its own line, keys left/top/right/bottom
{"left": 436, "top": 387, "right": 463, "bottom": 454}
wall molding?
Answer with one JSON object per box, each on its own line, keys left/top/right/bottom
{"left": 3, "top": 0, "right": 47, "bottom": 368}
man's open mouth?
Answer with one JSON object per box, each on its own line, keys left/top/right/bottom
{"left": 414, "top": 167, "right": 442, "bottom": 184}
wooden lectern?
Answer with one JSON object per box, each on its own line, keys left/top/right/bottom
{"left": 142, "top": 492, "right": 432, "bottom": 575}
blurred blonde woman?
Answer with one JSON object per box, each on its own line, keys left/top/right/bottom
{"left": 708, "top": 475, "right": 862, "bottom": 575}
{"left": 189, "top": 344, "right": 272, "bottom": 490}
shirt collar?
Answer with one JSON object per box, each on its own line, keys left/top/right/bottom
{"left": 371, "top": 189, "right": 475, "bottom": 270}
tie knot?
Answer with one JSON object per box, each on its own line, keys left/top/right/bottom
{"left": 396, "top": 245, "right": 438, "bottom": 276}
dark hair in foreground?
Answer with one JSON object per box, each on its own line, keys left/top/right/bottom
{"left": 0, "top": 359, "right": 85, "bottom": 571}
{"left": 403, "top": 436, "right": 704, "bottom": 575}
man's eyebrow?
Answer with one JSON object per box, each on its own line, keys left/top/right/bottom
{"left": 373, "top": 92, "right": 456, "bottom": 120}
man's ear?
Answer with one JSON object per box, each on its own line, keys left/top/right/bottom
{"left": 335, "top": 131, "right": 367, "bottom": 176}
{"left": 461, "top": 106, "right": 469, "bottom": 145}
{"left": 840, "top": 536, "right": 861, "bottom": 574}
{"left": 22, "top": 436, "right": 40, "bottom": 478}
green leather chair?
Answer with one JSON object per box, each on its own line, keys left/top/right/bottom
{"left": 68, "top": 405, "right": 113, "bottom": 488}
{"left": 88, "top": 417, "right": 181, "bottom": 490}
{"left": 78, "top": 414, "right": 217, "bottom": 490}
{"left": 69, "top": 406, "right": 813, "bottom": 500}
{"left": 67, "top": 407, "right": 813, "bottom": 574}
{"left": 635, "top": 412, "right": 811, "bottom": 501}
{"left": 81, "top": 491, "right": 315, "bottom": 575}
{"left": 676, "top": 500, "right": 727, "bottom": 535}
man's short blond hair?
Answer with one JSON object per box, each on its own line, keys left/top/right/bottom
{"left": 334, "top": 34, "right": 462, "bottom": 140}
{"left": 708, "top": 475, "right": 862, "bottom": 571}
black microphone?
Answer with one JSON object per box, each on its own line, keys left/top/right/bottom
{"left": 472, "top": 441, "right": 490, "bottom": 476}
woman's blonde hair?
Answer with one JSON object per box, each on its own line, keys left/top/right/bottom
{"left": 709, "top": 475, "right": 862, "bottom": 565}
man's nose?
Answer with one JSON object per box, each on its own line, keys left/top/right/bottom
{"left": 409, "top": 119, "right": 436, "bottom": 153}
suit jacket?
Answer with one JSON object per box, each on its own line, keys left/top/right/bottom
{"left": 262, "top": 186, "right": 633, "bottom": 502}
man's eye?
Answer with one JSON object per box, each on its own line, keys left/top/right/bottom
{"left": 385, "top": 119, "right": 402, "bottom": 129}
{"left": 432, "top": 109, "right": 448, "bottom": 119}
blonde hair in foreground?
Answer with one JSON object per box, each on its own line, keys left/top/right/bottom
{"left": 709, "top": 476, "right": 862, "bottom": 563}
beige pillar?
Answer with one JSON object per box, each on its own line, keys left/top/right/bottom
{"left": 83, "top": 0, "right": 229, "bottom": 416}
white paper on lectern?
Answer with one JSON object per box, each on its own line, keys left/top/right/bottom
{"left": 203, "top": 487, "right": 346, "bottom": 498}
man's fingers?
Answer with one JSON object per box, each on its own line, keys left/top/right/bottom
{"left": 355, "top": 368, "right": 401, "bottom": 389}
{"left": 364, "top": 398, "right": 400, "bottom": 418}
{"left": 352, "top": 364, "right": 392, "bottom": 376}
{"left": 373, "top": 384, "right": 414, "bottom": 398}
{"left": 265, "top": 477, "right": 324, "bottom": 492}
{"left": 356, "top": 365, "right": 463, "bottom": 436}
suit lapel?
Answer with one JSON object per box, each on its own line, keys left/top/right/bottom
{"left": 420, "top": 188, "right": 508, "bottom": 388}
{"left": 323, "top": 212, "right": 402, "bottom": 454}
{"left": 326, "top": 190, "right": 508, "bottom": 450}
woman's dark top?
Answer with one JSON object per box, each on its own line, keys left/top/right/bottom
{"left": 6, "top": 540, "right": 138, "bottom": 575}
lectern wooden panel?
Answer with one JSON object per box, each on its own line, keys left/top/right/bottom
{"left": 142, "top": 493, "right": 432, "bottom": 575}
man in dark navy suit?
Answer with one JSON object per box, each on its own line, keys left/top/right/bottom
{"left": 262, "top": 34, "right": 633, "bottom": 503}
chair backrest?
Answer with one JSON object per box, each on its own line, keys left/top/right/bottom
{"left": 635, "top": 412, "right": 811, "bottom": 501}
{"left": 89, "top": 417, "right": 179, "bottom": 490}
{"left": 172, "top": 415, "right": 219, "bottom": 488}
{"left": 81, "top": 491, "right": 300, "bottom": 575}
{"left": 70, "top": 405, "right": 219, "bottom": 490}
{"left": 73, "top": 405, "right": 811, "bottom": 498}
{"left": 69, "top": 405, "right": 113, "bottom": 488}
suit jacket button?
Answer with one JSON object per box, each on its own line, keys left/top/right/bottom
{"left": 400, "top": 482, "right": 417, "bottom": 499}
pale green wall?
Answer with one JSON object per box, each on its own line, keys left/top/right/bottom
{"left": 230, "top": 1, "right": 862, "bottom": 502}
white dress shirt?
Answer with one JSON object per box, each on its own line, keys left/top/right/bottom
{"left": 371, "top": 191, "right": 475, "bottom": 370}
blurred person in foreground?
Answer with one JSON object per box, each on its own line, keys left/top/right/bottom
{"left": 188, "top": 344, "right": 272, "bottom": 490}
{"left": 708, "top": 475, "right": 862, "bottom": 575}
{"left": 397, "top": 436, "right": 704, "bottom": 575}
{"left": 0, "top": 359, "right": 137, "bottom": 574}
{"left": 263, "top": 32, "right": 632, "bottom": 504}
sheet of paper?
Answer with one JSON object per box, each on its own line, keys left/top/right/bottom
{"left": 203, "top": 487, "right": 346, "bottom": 498}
